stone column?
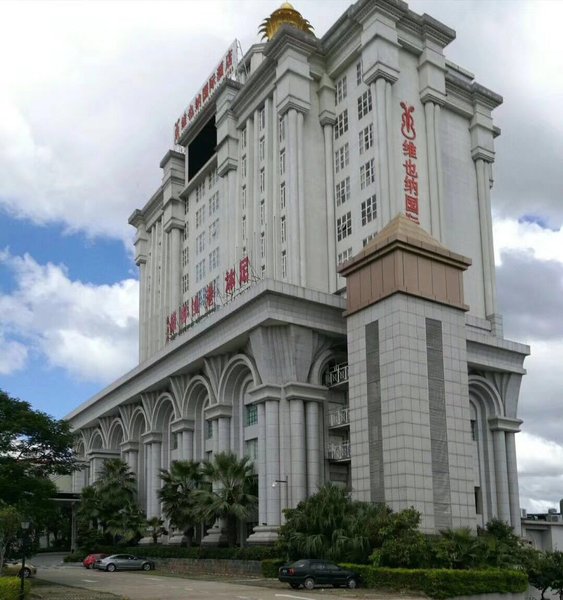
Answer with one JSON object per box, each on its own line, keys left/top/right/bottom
{"left": 246, "top": 384, "right": 283, "bottom": 545}
{"left": 296, "top": 110, "right": 306, "bottom": 287}
{"left": 306, "top": 401, "right": 321, "bottom": 496}
{"left": 287, "top": 108, "right": 300, "bottom": 284}
{"left": 265, "top": 399, "right": 280, "bottom": 526}
{"left": 289, "top": 398, "right": 306, "bottom": 506}
{"left": 423, "top": 100, "right": 445, "bottom": 241}
{"left": 212, "top": 419, "right": 219, "bottom": 456}
{"left": 505, "top": 432, "right": 521, "bottom": 535}
{"left": 142, "top": 432, "right": 162, "bottom": 519}
{"left": 171, "top": 419, "right": 195, "bottom": 462}
{"left": 168, "top": 226, "right": 181, "bottom": 314}
{"left": 474, "top": 157, "right": 496, "bottom": 317}
{"left": 322, "top": 121, "right": 336, "bottom": 291}
{"left": 121, "top": 441, "right": 139, "bottom": 475}
{"left": 491, "top": 428, "right": 510, "bottom": 523}
{"left": 218, "top": 416, "right": 231, "bottom": 453}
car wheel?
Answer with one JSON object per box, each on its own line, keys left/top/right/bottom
{"left": 290, "top": 583, "right": 299, "bottom": 589}
{"left": 347, "top": 577, "right": 358, "bottom": 589}
{"left": 142, "top": 562, "right": 151, "bottom": 571}
{"left": 20, "top": 568, "right": 31, "bottom": 579}
{"left": 304, "top": 577, "right": 315, "bottom": 590}
{"left": 106, "top": 563, "right": 116, "bottom": 572}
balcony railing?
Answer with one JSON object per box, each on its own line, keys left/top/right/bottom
{"left": 327, "top": 441, "right": 351, "bottom": 461}
{"left": 324, "top": 363, "right": 349, "bottom": 387}
{"left": 328, "top": 407, "right": 350, "bottom": 428}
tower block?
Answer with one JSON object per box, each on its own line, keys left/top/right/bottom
{"left": 339, "top": 214, "right": 475, "bottom": 532}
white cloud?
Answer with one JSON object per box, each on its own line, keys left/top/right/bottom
{"left": 517, "top": 431, "right": 563, "bottom": 513}
{"left": 0, "top": 250, "right": 138, "bottom": 383}
{"left": 494, "top": 218, "right": 563, "bottom": 266}
{"left": 0, "top": 334, "right": 28, "bottom": 375}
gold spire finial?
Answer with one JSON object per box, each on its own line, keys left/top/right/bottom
{"left": 259, "top": 3, "right": 314, "bottom": 41}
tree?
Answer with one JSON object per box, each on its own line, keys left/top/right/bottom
{"left": 192, "top": 452, "right": 257, "bottom": 547}
{"left": 523, "top": 548, "right": 558, "bottom": 600}
{"left": 0, "top": 390, "right": 78, "bottom": 522}
{"left": 158, "top": 460, "right": 202, "bottom": 546}
{"left": 106, "top": 502, "right": 146, "bottom": 545}
{"left": 77, "top": 459, "right": 139, "bottom": 545}
{"left": 0, "top": 506, "right": 21, "bottom": 575}
{"left": 145, "top": 516, "right": 167, "bottom": 545}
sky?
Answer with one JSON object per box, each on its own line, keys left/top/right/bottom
{"left": 0, "top": 0, "right": 562, "bottom": 514}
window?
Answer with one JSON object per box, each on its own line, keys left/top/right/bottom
{"left": 361, "top": 194, "right": 377, "bottom": 225}
{"left": 360, "top": 158, "right": 375, "bottom": 189}
{"left": 209, "top": 218, "right": 219, "bottom": 243}
{"left": 196, "top": 205, "right": 205, "bottom": 228}
{"left": 205, "top": 420, "right": 213, "bottom": 439}
{"left": 280, "top": 182, "right": 286, "bottom": 210}
{"left": 183, "top": 223, "right": 189, "bottom": 242}
{"left": 196, "top": 231, "right": 206, "bottom": 254}
{"left": 279, "top": 149, "right": 286, "bottom": 176}
{"left": 209, "top": 192, "right": 219, "bottom": 216}
{"left": 334, "top": 143, "right": 349, "bottom": 173}
{"left": 337, "top": 212, "right": 352, "bottom": 241}
{"left": 471, "top": 420, "right": 477, "bottom": 441}
{"left": 356, "top": 60, "right": 362, "bottom": 86}
{"left": 196, "top": 259, "right": 206, "bottom": 282}
{"left": 195, "top": 182, "right": 205, "bottom": 203}
{"left": 281, "top": 216, "right": 287, "bottom": 243}
{"left": 259, "top": 168, "right": 265, "bottom": 193}
{"left": 208, "top": 168, "right": 218, "bottom": 190}
{"left": 363, "top": 232, "right": 376, "bottom": 247}
{"left": 259, "top": 106, "right": 266, "bottom": 131}
{"left": 182, "top": 273, "right": 190, "bottom": 294}
{"left": 182, "top": 247, "right": 189, "bottom": 267}
{"left": 260, "top": 232, "right": 265, "bottom": 259}
{"left": 279, "top": 117, "right": 285, "bottom": 144}
{"left": 260, "top": 199, "right": 265, "bottom": 226}
{"left": 241, "top": 155, "right": 247, "bottom": 178}
{"left": 337, "top": 247, "right": 353, "bottom": 265}
{"left": 335, "top": 177, "right": 350, "bottom": 207}
{"left": 357, "top": 89, "right": 373, "bottom": 120}
{"left": 184, "top": 199, "right": 189, "bottom": 214}
{"left": 241, "top": 185, "right": 246, "bottom": 210}
{"left": 246, "top": 405, "right": 258, "bottom": 426}
{"left": 242, "top": 215, "right": 247, "bottom": 240}
{"left": 241, "top": 127, "right": 247, "bottom": 148}
{"left": 359, "top": 123, "right": 374, "bottom": 154}
{"left": 259, "top": 136, "right": 265, "bottom": 161}
{"left": 245, "top": 438, "right": 258, "bottom": 462}
{"left": 334, "top": 109, "right": 348, "bottom": 139}
{"left": 336, "top": 75, "right": 347, "bottom": 103}
{"left": 281, "top": 250, "right": 287, "bottom": 278}
{"left": 208, "top": 247, "right": 220, "bottom": 271}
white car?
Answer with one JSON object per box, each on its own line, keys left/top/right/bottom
{"left": 94, "top": 554, "right": 155, "bottom": 572}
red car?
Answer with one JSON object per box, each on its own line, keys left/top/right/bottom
{"left": 83, "top": 553, "right": 108, "bottom": 569}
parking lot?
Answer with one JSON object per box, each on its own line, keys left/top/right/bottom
{"left": 31, "top": 554, "right": 424, "bottom": 600}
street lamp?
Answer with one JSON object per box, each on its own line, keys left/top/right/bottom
{"left": 271, "top": 478, "right": 288, "bottom": 488}
{"left": 19, "top": 521, "right": 30, "bottom": 600}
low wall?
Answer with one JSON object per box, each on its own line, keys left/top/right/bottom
{"left": 449, "top": 594, "right": 526, "bottom": 600}
{"left": 156, "top": 557, "right": 262, "bottom": 577}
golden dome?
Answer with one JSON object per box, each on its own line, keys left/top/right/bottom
{"left": 259, "top": 3, "right": 314, "bottom": 41}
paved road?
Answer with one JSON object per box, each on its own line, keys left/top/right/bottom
{"left": 31, "top": 554, "right": 423, "bottom": 600}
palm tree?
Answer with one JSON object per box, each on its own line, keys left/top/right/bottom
{"left": 192, "top": 452, "right": 257, "bottom": 547}
{"left": 105, "top": 502, "right": 146, "bottom": 545}
{"left": 94, "top": 459, "right": 137, "bottom": 529}
{"left": 145, "top": 516, "right": 167, "bottom": 544}
{"left": 158, "top": 460, "right": 202, "bottom": 547}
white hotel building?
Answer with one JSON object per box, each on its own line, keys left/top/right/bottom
{"left": 67, "top": 0, "right": 530, "bottom": 544}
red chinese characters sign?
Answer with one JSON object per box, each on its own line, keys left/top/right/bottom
{"left": 166, "top": 256, "right": 254, "bottom": 342}
{"left": 400, "top": 101, "right": 420, "bottom": 224}
{"left": 174, "top": 40, "right": 239, "bottom": 144}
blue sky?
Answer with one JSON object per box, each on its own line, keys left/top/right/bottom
{"left": 1, "top": 0, "right": 563, "bottom": 512}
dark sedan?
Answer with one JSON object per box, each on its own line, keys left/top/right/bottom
{"left": 94, "top": 554, "right": 155, "bottom": 572}
{"left": 278, "top": 559, "right": 359, "bottom": 590}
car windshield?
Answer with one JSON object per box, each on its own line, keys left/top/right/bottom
{"left": 290, "top": 561, "right": 307, "bottom": 568}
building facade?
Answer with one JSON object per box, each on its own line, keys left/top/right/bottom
{"left": 67, "top": 0, "right": 529, "bottom": 543}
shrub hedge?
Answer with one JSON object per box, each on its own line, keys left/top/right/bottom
{"left": 0, "top": 577, "right": 30, "bottom": 599}
{"left": 66, "top": 545, "right": 279, "bottom": 562}
{"left": 261, "top": 559, "right": 286, "bottom": 578}
{"left": 339, "top": 564, "right": 528, "bottom": 599}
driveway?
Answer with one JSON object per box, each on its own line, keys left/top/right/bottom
{"left": 31, "top": 554, "right": 424, "bottom": 600}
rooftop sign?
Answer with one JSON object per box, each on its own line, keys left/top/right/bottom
{"left": 174, "top": 40, "right": 239, "bottom": 144}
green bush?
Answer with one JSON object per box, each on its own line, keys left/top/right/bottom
{"left": 72, "top": 544, "right": 279, "bottom": 561}
{"left": 338, "top": 565, "right": 527, "bottom": 599}
{"left": 261, "top": 559, "right": 286, "bottom": 578}
{"left": 0, "top": 577, "right": 30, "bottom": 599}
